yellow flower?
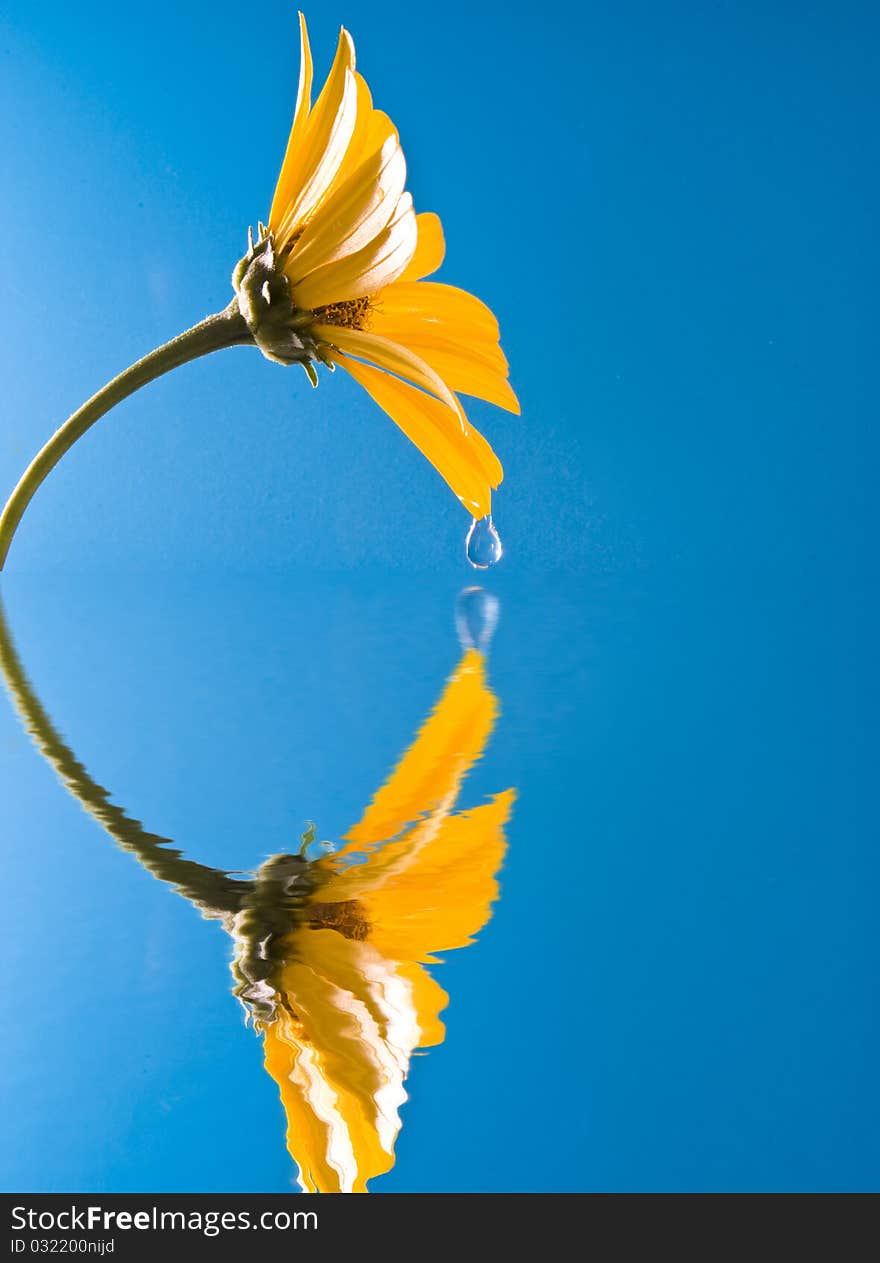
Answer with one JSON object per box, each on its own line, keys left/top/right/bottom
{"left": 255, "top": 647, "right": 514, "bottom": 1192}
{"left": 262, "top": 13, "right": 519, "bottom": 518}
{"left": 0, "top": 11, "right": 518, "bottom": 567}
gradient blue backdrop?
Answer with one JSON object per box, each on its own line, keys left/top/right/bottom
{"left": 0, "top": 1, "right": 877, "bottom": 1191}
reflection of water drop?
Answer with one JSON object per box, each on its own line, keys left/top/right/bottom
{"left": 465, "top": 515, "right": 503, "bottom": 569}
{"left": 305, "top": 838, "right": 337, "bottom": 863}
{"left": 456, "top": 587, "right": 500, "bottom": 653}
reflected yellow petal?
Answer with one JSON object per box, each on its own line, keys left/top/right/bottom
{"left": 394, "top": 961, "right": 448, "bottom": 1048}
{"left": 260, "top": 929, "right": 446, "bottom": 1193}
{"left": 367, "top": 791, "right": 515, "bottom": 963}
{"left": 258, "top": 647, "right": 512, "bottom": 1192}
{"left": 337, "top": 648, "right": 497, "bottom": 854}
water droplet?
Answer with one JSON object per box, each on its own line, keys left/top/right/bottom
{"left": 465, "top": 514, "right": 503, "bottom": 569}
{"left": 456, "top": 586, "right": 500, "bottom": 653}
{"left": 305, "top": 838, "right": 337, "bottom": 862}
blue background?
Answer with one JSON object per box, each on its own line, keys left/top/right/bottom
{"left": 0, "top": 1, "right": 877, "bottom": 1191}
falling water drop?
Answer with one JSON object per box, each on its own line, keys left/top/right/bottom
{"left": 465, "top": 514, "right": 503, "bottom": 569}
{"left": 455, "top": 587, "right": 500, "bottom": 653}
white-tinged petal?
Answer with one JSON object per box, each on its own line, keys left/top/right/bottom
{"left": 293, "top": 193, "right": 417, "bottom": 308}
{"left": 274, "top": 29, "right": 359, "bottom": 247}
{"left": 313, "top": 323, "right": 462, "bottom": 418}
{"left": 397, "top": 213, "right": 446, "bottom": 282}
{"left": 268, "top": 12, "right": 315, "bottom": 233}
{"left": 285, "top": 136, "right": 407, "bottom": 282}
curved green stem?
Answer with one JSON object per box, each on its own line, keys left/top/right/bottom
{"left": 0, "top": 301, "right": 254, "bottom": 569}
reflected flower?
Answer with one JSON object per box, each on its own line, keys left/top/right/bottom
{"left": 0, "top": 598, "right": 513, "bottom": 1192}
{"left": 248, "top": 650, "right": 513, "bottom": 1191}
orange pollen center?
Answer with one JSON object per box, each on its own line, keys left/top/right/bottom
{"left": 311, "top": 296, "right": 372, "bottom": 330}
{"left": 306, "top": 899, "right": 370, "bottom": 941}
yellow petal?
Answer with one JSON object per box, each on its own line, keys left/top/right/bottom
{"left": 331, "top": 354, "right": 500, "bottom": 515}
{"left": 302, "top": 73, "right": 395, "bottom": 214}
{"left": 334, "top": 71, "right": 375, "bottom": 178}
{"left": 390, "top": 338, "right": 520, "bottom": 414}
{"left": 333, "top": 647, "right": 498, "bottom": 856}
{"left": 268, "top": 11, "right": 315, "bottom": 234}
{"left": 293, "top": 193, "right": 417, "bottom": 307}
{"left": 460, "top": 417, "right": 505, "bottom": 488}
{"left": 360, "top": 108, "right": 397, "bottom": 165}
{"left": 272, "top": 28, "right": 359, "bottom": 248}
{"left": 374, "top": 280, "right": 501, "bottom": 339}
{"left": 397, "top": 213, "right": 446, "bottom": 282}
{"left": 367, "top": 280, "right": 518, "bottom": 408}
{"left": 314, "top": 323, "right": 461, "bottom": 415}
{"left": 325, "top": 74, "right": 395, "bottom": 192}
{"left": 285, "top": 135, "right": 407, "bottom": 282}
{"left": 368, "top": 316, "right": 509, "bottom": 372}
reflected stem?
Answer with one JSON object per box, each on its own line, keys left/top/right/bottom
{"left": 0, "top": 595, "right": 249, "bottom": 915}
{"left": 0, "top": 301, "right": 255, "bottom": 570}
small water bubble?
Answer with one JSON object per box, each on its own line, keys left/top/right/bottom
{"left": 465, "top": 514, "right": 503, "bottom": 569}
{"left": 456, "top": 587, "right": 500, "bottom": 653}
{"left": 305, "top": 839, "right": 337, "bottom": 862}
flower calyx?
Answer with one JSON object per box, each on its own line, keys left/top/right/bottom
{"left": 232, "top": 226, "right": 319, "bottom": 372}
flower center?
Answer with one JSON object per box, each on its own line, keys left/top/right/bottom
{"left": 311, "top": 297, "right": 371, "bottom": 330}
{"left": 307, "top": 898, "right": 370, "bottom": 940}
